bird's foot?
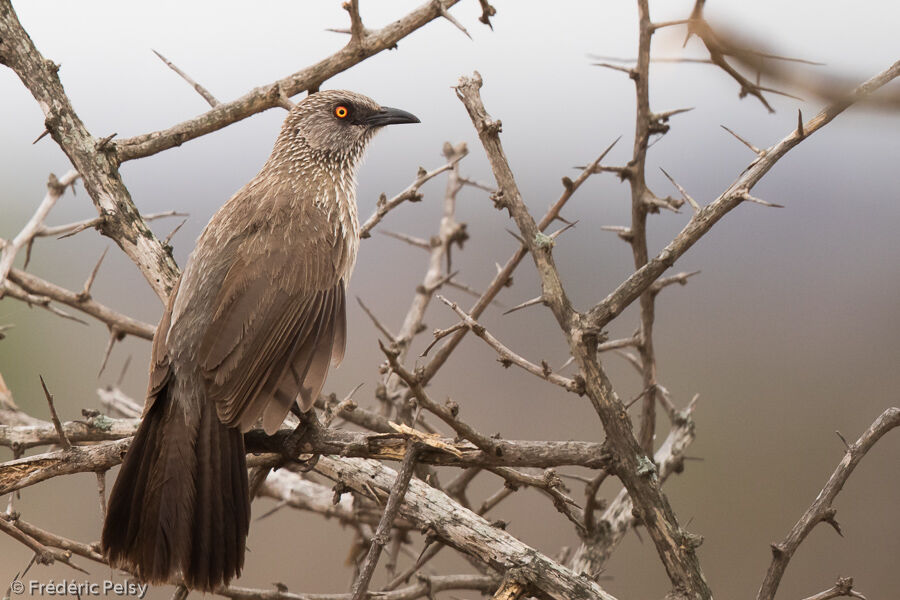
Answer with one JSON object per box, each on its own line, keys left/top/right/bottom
{"left": 281, "top": 419, "right": 308, "bottom": 462}
{"left": 278, "top": 409, "right": 319, "bottom": 471}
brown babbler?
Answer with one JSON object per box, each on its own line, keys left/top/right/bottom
{"left": 101, "top": 90, "right": 419, "bottom": 590}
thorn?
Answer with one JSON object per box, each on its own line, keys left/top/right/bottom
{"left": 47, "top": 304, "right": 87, "bottom": 325}
{"left": 445, "top": 279, "right": 507, "bottom": 310}
{"left": 39, "top": 375, "right": 71, "bottom": 450}
{"left": 600, "top": 225, "right": 634, "bottom": 242}
{"left": 23, "top": 238, "right": 35, "bottom": 270}
{"left": 95, "top": 132, "right": 117, "bottom": 151}
{"left": 720, "top": 124, "right": 764, "bottom": 156}
{"left": 380, "top": 230, "right": 430, "bottom": 250}
{"left": 32, "top": 129, "right": 51, "bottom": 144}
{"left": 835, "top": 430, "right": 850, "bottom": 450}
{"left": 152, "top": 48, "right": 220, "bottom": 107}
{"left": 650, "top": 270, "right": 702, "bottom": 295}
{"left": 505, "top": 229, "right": 526, "bottom": 245}
{"left": 356, "top": 296, "right": 397, "bottom": 342}
{"left": 740, "top": 190, "right": 784, "bottom": 208}
{"left": 593, "top": 62, "right": 636, "bottom": 76}
{"left": 624, "top": 386, "right": 653, "bottom": 409}
{"left": 503, "top": 295, "right": 544, "bottom": 316}
{"left": 56, "top": 217, "right": 105, "bottom": 240}
{"left": 255, "top": 499, "right": 290, "bottom": 521}
{"left": 363, "top": 482, "right": 382, "bottom": 505}
{"left": 163, "top": 218, "right": 188, "bottom": 245}
{"left": 652, "top": 107, "right": 695, "bottom": 121}
{"left": 342, "top": 382, "right": 364, "bottom": 404}
{"left": 615, "top": 349, "right": 643, "bottom": 374}
{"left": 549, "top": 220, "right": 579, "bottom": 239}
{"left": 822, "top": 508, "right": 843, "bottom": 537}
{"left": 439, "top": 4, "right": 472, "bottom": 40}
{"left": 592, "top": 135, "right": 622, "bottom": 168}
{"left": 98, "top": 326, "right": 123, "bottom": 378}
{"left": 425, "top": 269, "right": 458, "bottom": 294}
{"left": 797, "top": 109, "right": 805, "bottom": 138}
{"left": 77, "top": 248, "right": 108, "bottom": 301}
{"left": 659, "top": 168, "right": 700, "bottom": 212}
{"left": 117, "top": 355, "right": 132, "bottom": 386}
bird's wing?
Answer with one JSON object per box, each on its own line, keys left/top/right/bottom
{"left": 196, "top": 206, "right": 348, "bottom": 435}
{"left": 144, "top": 276, "right": 181, "bottom": 416}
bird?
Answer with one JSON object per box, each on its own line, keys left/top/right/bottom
{"left": 101, "top": 90, "right": 419, "bottom": 591}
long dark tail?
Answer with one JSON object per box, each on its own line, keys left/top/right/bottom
{"left": 101, "top": 384, "right": 250, "bottom": 591}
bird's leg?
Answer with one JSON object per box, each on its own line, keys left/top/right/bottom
{"left": 278, "top": 398, "right": 319, "bottom": 471}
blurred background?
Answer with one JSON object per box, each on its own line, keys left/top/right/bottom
{"left": 1, "top": 1, "right": 898, "bottom": 598}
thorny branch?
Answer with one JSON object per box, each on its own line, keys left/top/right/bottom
{"left": 114, "top": 0, "right": 472, "bottom": 164}
{"left": 586, "top": 58, "right": 900, "bottom": 330}
{"left": 757, "top": 408, "right": 899, "bottom": 600}
{"left": 455, "top": 70, "right": 713, "bottom": 599}
{"left": 0, "top": 407, "right": 611, "bottom": 497}
{"left": 350, "top": 443, "right": 421, "bottom": 600}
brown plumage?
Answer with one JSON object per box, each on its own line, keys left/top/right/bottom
{"left": 101, "top": 91, "right": 419, "bottom": 590}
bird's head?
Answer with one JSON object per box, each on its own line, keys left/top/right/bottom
{"left": 277, "top": 90, "right": 419, "bottom": 164}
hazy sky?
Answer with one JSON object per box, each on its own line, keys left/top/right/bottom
{"left": 1, "top": 2, "right": 899, "bottom": 599}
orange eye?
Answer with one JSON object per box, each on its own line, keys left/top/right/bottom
{"left": 334, "top": 105, "right": 349, "bottom": 119}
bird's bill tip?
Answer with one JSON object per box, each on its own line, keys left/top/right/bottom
{"left": 365, "top": 106, "right": 420, "bottom": 127}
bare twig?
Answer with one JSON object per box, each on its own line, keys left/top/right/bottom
{"left": 38, "top": 376, "right": 70, "bottom": 450}
{"left": 0, "top": 514, "right": 88, "bottom": 572}
{"left": 152, "top": 49, "right": 219, "bottom": 107}
{"left": 797, "top": 577, "right": 867, "bottom": 600}
{"left": 351, "top": 443, "right": 421, "bottom": 600}
{"left": 436, "top": 295, "right": 582, "bottom": 394}
{"left": 757, "top": 408, "right": 900, "bottom": 600}
{"left": 0, "top": 170, "right": 79, "bottom": 286}
{"left": 360, "top": 148, "right": 467, "bottom": 238}
{"left": 6, "top": 267, "right": 160, "bottom": 340}
{"left": 587, "top": 59, "right": 900, "bottom": 329}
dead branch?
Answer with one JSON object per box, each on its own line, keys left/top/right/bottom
{"left": 152, "top": 49, "right": 220, "bottom": 107}
{"left": 455, "top": 70, "right": 712, "bottom": 599}
{"left": 587, "top": 59, "right": 900, "bottom": 329}
{"left": 314, "top": 455, "right": 620, "bottom": 600}
{"left": 114, "top": 0, "right": 471, "bottom": 164}
{"left": 757, "top": 408, "right": 900, "bottom": 600}
{"left": 351, "top": 443, "right": 421, "bottom": 600}
{"left": 360, "top": 145, "right": 467, "bottom": 238}
{"left": 0, "top": 170, "right": 79, "bottom": 285}
{"left": 5, "top": 268, "right": 155, "bottom": 339}
{"left": 436, "top": 295, "right": 582, "bottom": 393}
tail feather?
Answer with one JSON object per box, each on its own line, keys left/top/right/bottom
{"left": 102, "top": 383, "right": 249, "bottom": 591}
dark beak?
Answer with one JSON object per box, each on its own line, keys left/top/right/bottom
{"left": 364, "top": 106, "right": 420, "bottom": 127}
